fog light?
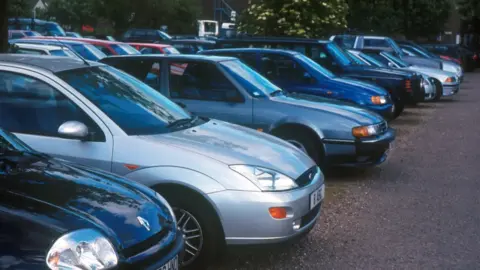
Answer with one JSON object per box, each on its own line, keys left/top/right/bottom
{"left": 269, "top": 207, "right": 287, "bottom": 219}
{"left": 293, "top": 219, "right": 301, "bottom": 230}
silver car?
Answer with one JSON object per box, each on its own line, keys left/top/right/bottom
{"left": 349, "top": 49, "right": 460, "bottom": 99}
{"left": 0, "top": 55, "right": 324, "bottom": 269}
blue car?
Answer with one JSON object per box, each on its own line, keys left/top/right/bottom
{"left": 8, "top": 38, "right": 107, "bottom": 61}
{"left": 199, "top": 48, "right": 395, "bottom": 120}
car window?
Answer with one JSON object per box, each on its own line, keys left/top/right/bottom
{"left": 364, "top": 39, "right": 389, "bottom": 47}
{"left": 0, "top": 71, "right": 104, "bottom": 141}
{"left": 146, "top": 30, "right": 158, "bottom": 39}
{"left": 173, "top": 44, "right": 196, "bottom": 54}
{"left": 358, "top": 52, "right": 386, "bottom": 67}
{"left": 168, "top": 61, "right": 244, "bottom": 102}
{"left": 163, "top": 47, "right": 180, "bottom": 55}
{"left": 11, "top": 33, "right": 24, "bottom": 39}
{"left": 260, "top": 54, "right": 314, "bottom": 84}
{"left": 94, "top": 45, "right": 113, "bottom": 55}
{"left": 140, "top": 47, "right": 153, "bottom": 54}
{"left": 57, "top": 66, "right": 191, "bottom": 135}
{"left": 333, "top": 36, "right": 356, "bottom": 49}
{"left": 133, "top": 30, "right": 147, "bottom": 37}
{"left": 111, "top": 44, "right": 140, "bottom": 55}
{"left": 14, "top": 48, "right": 45, "bottom": 55}
{"left": 49, "top": 49, "right": 71, "bottom": 57}
{"left": 71, "top": 44, "right": 107, "bottom": 61}
{"left": 364, "top": 52, "right": 391, "bottom": 65}
{"left": 144, "top": 62, "right": 162, "bottom": 90}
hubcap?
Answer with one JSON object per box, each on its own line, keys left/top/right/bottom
{"left": 287, "top": 139, "right": 308, "bottom": 154}
{"left": 175, "top": 208, "right": 203, "bottom": 266}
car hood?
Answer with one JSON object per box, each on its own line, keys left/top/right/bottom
{"left": 406, "top": 66, "right": 454, "bottom": 81}
{"left": 1, "top": 154, "right": 175, "bottom": 250}
{"left": 401, "top": 55, "right": 442, "bottom": 69}
{"left": 138, "top": 120, "right": 315, "bottom": 177}
{"left": 274, "top": 93, "right": 384, "bottom": 125}
{"left": 346, "top": 65, "right": 413, "bottom": 78}
{"left": 332, "top": 77, "right": 388, "bottom": 95}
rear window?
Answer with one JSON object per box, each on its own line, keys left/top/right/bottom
{"left": 111, "top": 44, "right": 140, "bottom": 55}
{"left": 163, "top": 47, "right": 180, "bottom": 54}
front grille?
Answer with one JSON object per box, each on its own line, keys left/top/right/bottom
{"left": 295, "top": 166, "right": 319, "bottom": 187}
{"left": 301, "top": 203, "right": 321, "bottom": 228}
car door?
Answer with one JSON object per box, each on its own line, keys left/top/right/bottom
{"left": 0, "top": 68, "right": 114, "bottom": 171}
{"left": 167, "top": 60, "right": 254, "bottom": 126}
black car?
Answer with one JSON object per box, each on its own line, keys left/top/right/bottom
{"left": 161, "top": 39, "right": 216, "bottom": 54}
{"left": 421, "top": 43, "right": 477, "bottom": 71}
{"left": 121, "top": 28, "right": 172, "bottom": 43}
{"left": 215, "top": 37, "right": 424, "bottom": 117}
{"left": 0, "top": 128, "right": 184, "bottom": 269}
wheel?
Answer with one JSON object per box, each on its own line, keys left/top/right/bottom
{"left": 274, "top": 127, "right": 326, "bottom": 168}
{"left": 432, "top": 79, "right": 442, "bottom": 101}
{"left": 393, "top": 98, "right": 405, "bottom": 118}
{"left": 158, "top": 188, "right": 224, "bottom": 270}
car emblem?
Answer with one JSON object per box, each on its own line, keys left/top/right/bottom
{"left": 137, "top": 216, "right": 150, "bottom": 231}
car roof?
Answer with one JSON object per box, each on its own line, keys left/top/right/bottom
{"left": 13, "top": 38, "right": 90, "bottom": 45}
{"left": 201, "top": 47, "right": 301, "bottom": 55}
{"left": 217, "top": 37, "right": 330, "bottom": 44}
{"left": 14, "top": 43, "right": 67, "bottom": 51}
{"left": 170, "top": 39, "right": 216, "bottom": 44}
{"left": 36, "top": 36, "right": 125, "bottom": 45}
{"left": 104, "top": 54, "right": 237, "bottom": 62}
{"left": 0, "top": 54, "right": 102, "bottom": 73}
{"left": 128, "top": 42, "right": 172, "bottom": 48}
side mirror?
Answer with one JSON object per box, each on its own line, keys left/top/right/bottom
{"left": 58, "top": 121, "right": 89, "bottom": 140}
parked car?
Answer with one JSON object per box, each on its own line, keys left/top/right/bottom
{"left": 121, "top": 28, "right": 172, "bottom": 43}
{"left": 357, "top": 49, "right": 460, "bottom": 99}
{"left": 198, "top": 48, "right": 395, "bottom": 119}
{"left": 8, "top": 43, "right": 80, "bottom": 59}
{"left": 129, "top": 42, "right": 181, "bottom": 54}
{"left": 0, "top": 54, "right": 326, "bottom": 269}
{"left": 421, "top": 43, "right": 477, "bottom": 72}
{"left": 32, "top": 36, "right": 141, "bottom": 56}
{"left": 85, "top": 34, "right": 117, "bottom": 41}
{"left": 101, "top": 54, "right": 396, "bottom": 169}
{"left": 165, "top": 39, "right": 216, "bottom": 54}
{"left": 331, "top": 35, "right": 444, "bottom": 70}
{"left": 0, "top": 128, "right": 184, "bottom": 269}
{"left": 395, "top": 40, "right": 465, "bottom": 77}
{"left": 347, "top": 49, "right": 439, "bottom": 101}
{"left": 8, "top": 18, "right": 66, "bottom": 36}
{"left": 8, "top": 29, "right": 42, "bottom": 39}
{"left": 65, "top": 31, "right": 83, "bottom": 38}
{"left": 9, "top": 38, "right": 107, "bottom": 61}
{"left": 214, "top": 37, "right": 425, "bottom": 117}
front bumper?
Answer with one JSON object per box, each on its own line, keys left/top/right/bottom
{"left": 208, "top": 171, "right": 324, "bottom": 245}
{"left": 322, "top": 128, "right": 396, "bottom": 167}
{"left": 442, "top": 83, "right": 460, "bottom": 97}
{"left": 365, "top": 103, "right": 395, "bottom": 121}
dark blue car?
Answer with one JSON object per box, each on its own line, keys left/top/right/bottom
{"left": 0, "top": 128, "right": 184, "bottom": 269}
{"left": 199, "top": 48, "right": 395, "bottom": 120}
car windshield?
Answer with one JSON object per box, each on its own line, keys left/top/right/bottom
{"left": 50, "top": 49, "right": 72, "bottom": 57}
{"left": 326, "top": 42, "right": 353, "bottom": 66}
{"left": 70, "top": 44, "right": 107, "bottom": 61}
{"left": 220, "top": 59, "right": 281, "bottom": 97}
{"left": 410, "top": 45, "right": 439, "bottom": 59}
{"left": 295, "top": 53, "right": 336, "bottom": 78}
{"left": 347, "top": 51, "right": 367, "bottom": 65}
{"left": 159, "top": 31, "right": 172, "bottom": 40}
{"left": 56, "top": 66, "right": 192, "bottom": 135}
{"left": 164, "top": 47, "right": 180, "bottom": 54}
{"left": 26, "top": 31, "right": 41, "bottom": 37}
{"left": 383, "top": 52, "right": 410, "bottom": 67}
{"left": 111, "top": 44, "right": 140, "bottom": 55}
{"left": 358, "top": 52, "right": 385, "bottom": 67}
{"left": 0, "top": 129, "right": 33, "bottom": 153}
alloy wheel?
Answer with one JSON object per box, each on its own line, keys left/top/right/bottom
{"left": 175, "top": 208, "right": 203, "bottom": 266}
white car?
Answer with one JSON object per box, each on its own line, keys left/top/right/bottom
{"left": 9, "top": 43, "right": 80, "bottom": 59}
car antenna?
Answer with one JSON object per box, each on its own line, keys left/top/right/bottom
{"left": 53, "top": 36, "right": 90, "bottom": 66}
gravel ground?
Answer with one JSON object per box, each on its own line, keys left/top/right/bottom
{"left": 210, "top": 71, "right": 480, "bottom": 270}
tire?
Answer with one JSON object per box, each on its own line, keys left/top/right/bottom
{"left": 158, "top": 188, "right": 224, "bottom": 270}
{"left": 432, "top": 79, "right": 442, "bottom": 101}
{"left": 393, "top": 98, "right": 405, "bottom": 118}
{"left": 274, "top": 126, "right": 326, "bottom": 168}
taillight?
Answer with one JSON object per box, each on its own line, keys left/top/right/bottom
{"left": 405, "top": 79, "right": 412, "bottom": 92}
{"left": 473, "top": 54, "right": 478, "bottom": 60}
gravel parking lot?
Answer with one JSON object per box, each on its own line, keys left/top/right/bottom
{"left": 210, "top": 71, "right": 480, "bottom": 270}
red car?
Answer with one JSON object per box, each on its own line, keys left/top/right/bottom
{"left": 128, "top": 43, "right": 181, "bottom": 54}
{"left": 30, "top": 36, "right": 140, "bottom": 56}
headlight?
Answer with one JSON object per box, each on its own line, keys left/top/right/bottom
{"left": 155, "top": 192, "right": 177, "bottom": 226}
{"left": 352, "top": 122, "right": 385, "bottom": 138}
{"left": 370, "top": 95, "right": 387, "bottom": 105}
{"left": 229, "top": 165, "right": 298, "bottom": 191}
{"left": 46, "top": 229, "right": 118, "bottom": 270}
{"left": 445, "top": 76, "right": 456, "bottom": 83}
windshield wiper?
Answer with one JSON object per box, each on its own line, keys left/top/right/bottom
{"left": 166, "top": 116, "right": 198, "bottom": 129}
{"left": 270, "top": 89, "right": 285, "bottom": 97}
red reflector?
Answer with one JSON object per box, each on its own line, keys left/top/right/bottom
{"left": 124, "top": 164, "right": 139, "bottom": 170}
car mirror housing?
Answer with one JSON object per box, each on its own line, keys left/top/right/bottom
{"left": 58, "top": 121, "right": 89, "bottom": 140}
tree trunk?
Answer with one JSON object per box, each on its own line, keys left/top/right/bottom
{"left": 0, "top": 0, "right": 8, "bottom": 53}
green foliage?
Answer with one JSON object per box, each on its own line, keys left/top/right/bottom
{"left": 238, "top": 0, "right": 349, "bottom": 37}
{"left": 8, "top": 0, "right": 31, "bottom": 17}
{"left": 457, "top": 0, "right": 480, "bottom": 20}
{"left": 42, "top": 0, "right": 98, "bottom": 30}
{"left": 347, "top": 0, "right": 451, "bottom": 38}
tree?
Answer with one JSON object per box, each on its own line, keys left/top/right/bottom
{"left": 1, "top": 0, "right": 7, "bottom": 53}
{"left": 238, "top": 0, "right": 349, "bottom": 37}
{"left": 42, "top": 0, "right": 98, "bottom": 31}
{"left": 457, "top": 0, "right": 480, "bottom": 21}
{"left": 8, "top": 0, "right": 31, "bottom": 18}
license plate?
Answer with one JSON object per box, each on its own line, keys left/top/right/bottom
{"left": 157, "top": 256, "right": 178, "bottom": 270}
{"left": 310, "top": 185, "right": 324, "bottom": 210}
